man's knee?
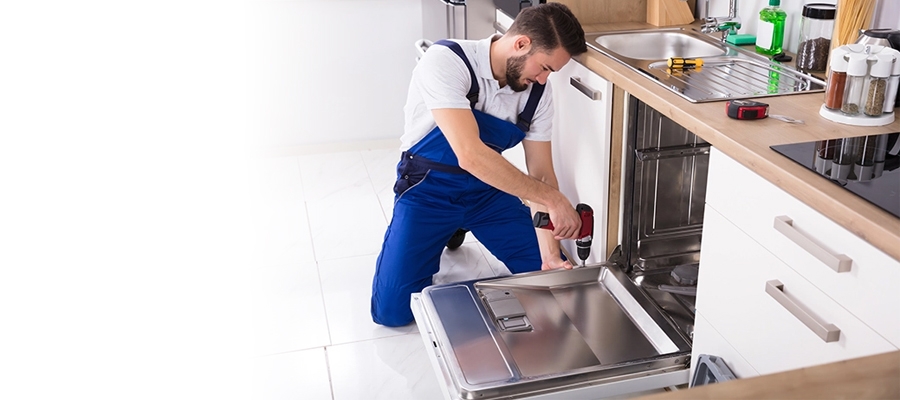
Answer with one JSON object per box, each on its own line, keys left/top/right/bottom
{"left": 370, "top": 286, "right": 415, "bottom": 327}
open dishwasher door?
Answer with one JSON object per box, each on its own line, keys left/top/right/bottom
{"left": 411, "top": 263, "right": 691, "bottom": 399}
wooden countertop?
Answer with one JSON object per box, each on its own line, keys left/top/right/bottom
{"left": 577, "top": 22, "right": 900, "bottom": 262}
{"left": 637, "top": 350, "right": 900, "bottom": 399}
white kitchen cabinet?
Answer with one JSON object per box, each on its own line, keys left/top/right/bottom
{"left": 691, "top": 313, "right": 759, "bottom": 380}
{"left": 546, "top": 59, "right": 613, "bottom": 264}
{"left": 704, "top": 148, "right": 900, "bottom": 347}
{"left": 692, "top": 148, "right": 899, "bottom": 379}
{"left": 697, "top": 205, "right": 896, "bottom": 376}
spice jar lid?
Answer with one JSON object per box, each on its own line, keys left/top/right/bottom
{"left": 802, "top": 3, "right": 836, "bottom": 20}
{"left": 846, "top": 53, "right": 869, "bottom": 76}
{"left": 888, "top": 49, "right": 900, "bottom": 75}
{"left": 830, "top": 48, "right": 850, "bottom": 72}
{"left": 872, "top": 54, "right": 894, "bottom": 78}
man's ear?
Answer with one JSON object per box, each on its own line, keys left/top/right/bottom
{"left": 514, "top": 35, "right": 532, "bottom": 53}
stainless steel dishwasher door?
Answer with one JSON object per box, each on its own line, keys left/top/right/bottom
{"left": 411, "top": 264, "right": 691, "bottom": 399}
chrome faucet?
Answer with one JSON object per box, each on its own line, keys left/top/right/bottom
{"left": 700, "top": 0, "right": 741, "bottom": 42}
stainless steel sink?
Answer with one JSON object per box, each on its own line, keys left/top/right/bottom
{"left": 592, "top": 29, "right": 729, "bottom": 60}
{"left": 586, "top": 28, "right": 826, "bottom": 102}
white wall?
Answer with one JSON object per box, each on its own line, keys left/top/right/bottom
{"left": 706, "top": 0, "right": 898, "bottom": 54}
{"left": 247, "top": 0, "right": 422, "bottom": 150}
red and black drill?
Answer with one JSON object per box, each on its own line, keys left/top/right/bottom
{"left": 532, "top": 203, "right": 594, "bottom": 267}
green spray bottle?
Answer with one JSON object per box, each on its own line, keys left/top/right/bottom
{"left": 756, "top": 0, "right": 787, "bottom": 55}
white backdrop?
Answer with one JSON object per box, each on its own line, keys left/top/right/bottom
{"left": 247, "top": 0, "right": 423, "bottom": 150}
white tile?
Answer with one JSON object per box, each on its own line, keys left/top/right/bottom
{"left": 252, "top": 348, "right": 332, "bottom": 400}
{"left": 319, "top": 254, "right": 417, "bottom": 345}
{"left": 252, "top": 203, "right": 316, "bottom": 267}
{"left": 328, "top": 334, "right": 445, "bottom": 400}
{"left": 298, "top": 151, "right": 371, "bottom": 203}
{"left": 252, "top": 261, "right": 330, "bottom": 356}
{"left": 433, "top": 242, "right": 497, "bottom": 285}
{"left": 360, "top": 148, "right": 401, "bottom": 200}
{"left": 361, "top": 148, "right": 401, "bottom": 224}
{"left": 477, "top": 241, "right": 512, "bottom": 277}
{"left": 249, "top": 157, "right": 315, "bottom": 266}
{"left": 248, "top": 156, "right": 305, "bottom": 205}
{"left": 306, "top": 191, "right": 386, "bottom": 262}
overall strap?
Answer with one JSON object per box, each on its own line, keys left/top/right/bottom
{"left": 433, "top": 40, "right": 478, "bottom": 109}
{"left": 433, "top": 39, "right": 544, "bottom": 133}
{"left": 516, "top": 83, "right": 545, "bottom": 132}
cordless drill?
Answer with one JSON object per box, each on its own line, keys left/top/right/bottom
{"left": 532, "top": 203, "right": 594, "bottom": 267}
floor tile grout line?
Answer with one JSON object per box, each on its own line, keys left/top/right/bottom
{"left": 324, "top": 346, "right": 336, "bottom": 400}
{"left": 360, "top": 149, "right": 394, "bottom": 225}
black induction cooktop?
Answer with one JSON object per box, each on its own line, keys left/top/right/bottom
{"left": 770, "top": 132, "right": 900, "bottom": 219}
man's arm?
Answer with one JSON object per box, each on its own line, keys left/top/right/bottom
{"left": 431, "top": 108, "right": 580, "bottom": 239}
{"left": 521, "top": 139, "right": 573, "bottom": 270}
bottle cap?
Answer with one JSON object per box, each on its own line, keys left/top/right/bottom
{"left": 802, "top": 3, "right": 836, "bottom": 20}
{"left": 844, "top": 43, "right": 866, "bottom": 53}
{"left": 872, "top": 54, "right": 894, "bottom": 78}
{"left": 889, "top": 49, "right": 900, "bottom": 76}
{"left": 769, "top": 0, "right": 780, "bottom": 6}
{"left": 846, "top": 53, "right": 868, "bottom": 76}
{"left": 830, "top": 47, "right": 850, "bottom": 72}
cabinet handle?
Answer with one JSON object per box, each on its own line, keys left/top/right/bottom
{"left": 765, "top": 280, "right": 841, "bottom": 343}
{"left": 570, "top": 77, "right": 602, "bottom": 101}
{"left": 773, "top": 216, "right": 852, "bottom": 273}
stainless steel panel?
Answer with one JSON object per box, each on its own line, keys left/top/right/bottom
{"left": 465, "top": 0, "right": 500, "bottom": 39}
{"left": 423, "top": 0, "right": 466, "bottom": 41}
{"left": 416, "top": 264, "right": 691, "bottom": 399}
{"left": 623, "top": 97, "right": 709, "bottom": 272}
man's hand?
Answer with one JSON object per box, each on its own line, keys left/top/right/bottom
{"left": 541, "top": 256, "right": 573, "bottom": 271}
{"left": 545, "top": 194, "right": 581, "bottom": 240}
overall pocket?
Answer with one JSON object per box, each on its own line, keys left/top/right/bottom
{"left": 393, "top": 159, "right": 429, "bottom": 196}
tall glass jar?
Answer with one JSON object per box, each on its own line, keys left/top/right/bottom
{"left": 796, "top": 3, "right": 836, "bottom": 72}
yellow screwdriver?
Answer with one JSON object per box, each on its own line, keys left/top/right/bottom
{"left": 667, "top": 57, "right": 704, "bottom": 69}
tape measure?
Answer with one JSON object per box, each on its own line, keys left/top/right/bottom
{"left": 726, "top": 99, "right": 769, "bottom": 120}
{"left": 667, "top": 57, "right": 704, "bottom": 69}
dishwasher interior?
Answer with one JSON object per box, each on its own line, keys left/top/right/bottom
{"left": 411, "top": 96, "right": 710, "bottom": 399}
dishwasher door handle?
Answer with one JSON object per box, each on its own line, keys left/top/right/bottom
{"left": 570, "top": 77, "right": 602, "bottom": 101}
{"left": 773, "top": 215, "right": 852, "bottom": 273}
{"left": 765, "top": 280, "right": 841, "bottom": 343}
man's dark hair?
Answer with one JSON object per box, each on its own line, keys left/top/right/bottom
{"left": 506, "top": 3, "right": 587, "bottom": 56}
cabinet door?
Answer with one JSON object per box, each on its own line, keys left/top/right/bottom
{"left": 547, "top": 59, "right": 612, "bottom": 264}
{"left": 705, "top": 149, "right": 900, "bottom": 347}
{"left": 696, "top": 205, "right": 897, "bottom": 375}
{"left": 691, "top": 313, "right": 759, "bottom": 381}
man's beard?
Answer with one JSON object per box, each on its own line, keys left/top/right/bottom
{"left": 505, "top": 54, "right": 530, "bottom": 92}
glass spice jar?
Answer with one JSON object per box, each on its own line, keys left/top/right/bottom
{"left": 863, "top": 54, "right": 892, "bottom": 116}
{"left": 841, "top": 53, "right": 868, "bottom": 116}
{"left": 796, "top": 3, "right": 836, "bottom": 72}
{"left": 884, "top": 49, "right": 900, "bottom": 113}
{"left": 824, "top": 48, "right": 849, "bottom": 110}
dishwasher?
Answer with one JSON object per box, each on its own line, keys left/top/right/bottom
{"left": 411, "top": 96, "right": 710, "bottom": 399}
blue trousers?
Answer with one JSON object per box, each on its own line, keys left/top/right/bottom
{"left": 370, "top": 157, "right": 541, "bottom": 327}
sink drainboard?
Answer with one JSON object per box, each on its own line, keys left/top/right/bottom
{"left": 647, "top": 57, "right": 825, "bottom": 101}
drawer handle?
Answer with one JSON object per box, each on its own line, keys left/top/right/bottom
{"left": 773, "top": 216, "right": 852, "bottom": 273}
{"left": 765, "top": 280, "right": 841, "bottom": 343}
{"left": 570, "top": 77, "right": 602, "bottom": 101}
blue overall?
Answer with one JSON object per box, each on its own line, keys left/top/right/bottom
{"left": 371, "top": 40, "right": 546, "bottom": 327}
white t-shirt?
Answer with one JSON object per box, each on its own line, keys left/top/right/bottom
{"left": 400, "top": 35, "right": 554, "bottom": 151}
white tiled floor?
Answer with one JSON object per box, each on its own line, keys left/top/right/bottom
{"left": 249, "top": 146, "right": 510, "bottom": 399}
